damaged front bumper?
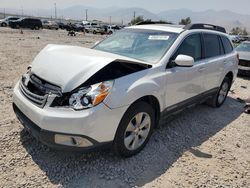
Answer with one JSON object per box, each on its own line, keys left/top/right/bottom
{"left": 13, "top": 82, "right": 128, "bottom": 150}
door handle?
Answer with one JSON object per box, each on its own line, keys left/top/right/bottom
{"left": 198, "top": 67, "right": 206, "bottom": 72}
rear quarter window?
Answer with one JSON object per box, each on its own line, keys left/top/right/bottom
{"left": 203, "top": 33, "right": 221, "bottom": 58}
{"left": 221, "top": 36, "right": 233, "bottom": 54}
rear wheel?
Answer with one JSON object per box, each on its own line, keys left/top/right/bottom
{"left": 34, "top": 25, "right": 40, "bottom": 30}
{"left": 206, "top": 77, "right": 231, "bottom": 107}
{"left": 113, "top": 102, "right": 155, "bottom": 157}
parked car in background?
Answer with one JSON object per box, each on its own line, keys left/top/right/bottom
{"left": 0, "top": 16, "right": 20, "bottom": 27}
{"left": 13, "top": 23, "right": 238, "bottom": 157}
{"left": 106, "top": 25, "right": 121, "bottom": 34}
{"left": 87, "top": 25, "right": 105, "bottom": 34}
{"left": 56, "top": 22, "right": 67, "bottom": 30}
{"left": 229, "top": 35, "right": 241, "bottom": 43}
{"left": 65, "top": 23, "right": 85, "bottom": 32}
{"left": 236, "top": 41, "right": 250, "bottom": 76}
{"left": 84, "top": 22, "right": 98, "bottom": 33}
{"left": 9, "top": 17, "right": 42, "bottom": 30}
{"left": 42, "top": 20, "right": 59, "bottom": 30}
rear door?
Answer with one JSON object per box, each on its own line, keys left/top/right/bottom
{"left": 164, "top": 33, "right": 206, "bottom": 107}
{"left": 201, "top": 33, "right": 225, "bottom": 90}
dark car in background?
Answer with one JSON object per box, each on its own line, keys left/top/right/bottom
{"left": 56, "top": 22, "right": 67, "bottom": 29}
{"left": 236, "top": 41, "right": 250, "bottom": 76}
{"left": 9, "top": 17, "right": 42, "bottom": 30}
{"left": 65, "top": 23, "right": 85, "bottom": 32}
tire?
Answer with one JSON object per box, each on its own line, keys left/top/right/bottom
{"left": 206, "top": 77, "right": 231, "bottom": 107}
{"left": 108, "top": 31, "right": 113, "bottom": 35}
{"left": 16, "top": 24, "right": 20, "bottom": 29}
{"left": 34, "top": 25, "right": 40, "bottom": 30}
{"left": 1, "top": 23, "right": 7, "bottom": 27}
{"left": 113, "top": 102, "right": 155, "bottom": 157}
{"left": 93, "top": 30, "right": 97, "bottom": 34}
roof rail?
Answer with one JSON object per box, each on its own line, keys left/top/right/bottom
{"left": 135, "top": 21, "right": 171, "bottom": 25}
{"left": 184, "top": 23, "right": 226, "bottom": 33}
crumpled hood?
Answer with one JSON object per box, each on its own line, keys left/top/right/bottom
{"left": 238, "top": 51, "right": 250, "bottom": 61}
{"left": 31, "top": 44, "right": 146, "bottom": 92}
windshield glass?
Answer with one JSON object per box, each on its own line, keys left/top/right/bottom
{"left": 236, "top": 43, "right": 250, "bottom": 52}
{"left": 94, "top": 29, "right": 178, "bottom": 63}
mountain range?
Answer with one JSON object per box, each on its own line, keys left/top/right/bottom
{"left": 2, "top": 6, "right": 250, "bottom": 32}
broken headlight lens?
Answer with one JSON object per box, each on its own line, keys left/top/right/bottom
{"left": 69, "top": 80, "right": 114, "bottom": 110}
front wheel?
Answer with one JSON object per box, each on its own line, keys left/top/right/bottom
{"left": 113, "top": 102, "right": 155, "bottom": 157}
{"left": 206, "top": 77, "right": 231, "bottom": 107}
{"left": 1, "top": 22, "right": 7, "bottom": 27}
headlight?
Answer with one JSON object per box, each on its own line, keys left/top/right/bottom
{"left": 69, "top": 80, "right": 114, "bottom": 110}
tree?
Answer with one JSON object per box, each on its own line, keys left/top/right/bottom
{"left": 179, "top": 17, "right": 191, "bottom": 25}
{"left": 242, "top": 28, "right": 248, "bottom": 36}
{"left": 130, "top": 16, "right": 144, "bottom": 25}
{"left": 231, "top": 27, "right": 248, "bottom": 36}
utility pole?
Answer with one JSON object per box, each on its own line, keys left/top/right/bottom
{"left": 3, "top": 8, "right": 5, "bottom": 18}
{"left": 109, "top": 16, "right": 111, "bottom": 25}
{"left": 85, "top": 9, "right": 88, "bottom": 21}
{"left": 21, "top": 6, "right": 24, "bottom": 16}
{"left": 54, "top": 3, "right": 57, "bottom": 19}
{"left": 133, "top": 11, "right": 136, "bottom": 20}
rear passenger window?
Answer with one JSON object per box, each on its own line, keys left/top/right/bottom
{"left": 203, "top": 34, "right": 221, "bottom": 58}
{"left": 173, "top": 34, "right": 202, "bottom": 61}
{"left": 221, "top": 36, "right": 233, "bottom": 54}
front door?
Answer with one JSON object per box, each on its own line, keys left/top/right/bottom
{"left": 164, "top": 33, "right": 206, "bottom": 108}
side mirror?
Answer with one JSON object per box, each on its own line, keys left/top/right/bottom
{"left": 174, "top": 55, "right": 194, "bottom": 67}
{"left": 94, "top": 41, "right": 100, "bottom": 46}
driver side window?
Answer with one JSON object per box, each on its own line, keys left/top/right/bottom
{"left": 172, "top": 34, "right": 202, "bottom": 61}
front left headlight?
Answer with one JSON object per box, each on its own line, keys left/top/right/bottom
{"left": 69, "top": 80, "right": 114, "bottom": 110}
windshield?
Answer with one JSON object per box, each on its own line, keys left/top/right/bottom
{"left": 236, "top": 43, "right": 250, "bottom": 52}
{"left": 94, "top": 28, "right": 178, "bottom": 63}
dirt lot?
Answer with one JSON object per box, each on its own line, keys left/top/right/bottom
{"left": 0, "top": 27, "right": 249, "bottom": 188}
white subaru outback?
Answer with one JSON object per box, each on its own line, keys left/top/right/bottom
{"left": 13, "top": 23, "right": 238, "bottom": 157}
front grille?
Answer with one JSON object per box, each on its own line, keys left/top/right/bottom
{"left": 239, "top": 59, "right": 250, "bottom": 67}
{"left": 19, "top": 81, "right": 48, "bottom": 108}
{"left": 19, "top": 74, "right": 62, "bottom": 108}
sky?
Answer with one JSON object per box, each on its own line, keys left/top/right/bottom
{"left": 0, "top": 0, "right": 250, "bottom": 14}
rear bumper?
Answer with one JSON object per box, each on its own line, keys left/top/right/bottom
{"left": 13, "top": 103, "right": 112, "bottom": 151}
{"left": 238, "top": 65, "right": 250, "bottom": 71}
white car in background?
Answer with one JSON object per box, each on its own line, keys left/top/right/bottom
{"left": 106, "top": 25, "right": 121, "bottom": 34}
{"left": 0, "top": 16, "right": 20, "bottom": 27}
{"left": 13, "top": 23, "right": 238, "bottom": 157}
{"left": 235, "top": 41, "right": 250, "bottom": 76}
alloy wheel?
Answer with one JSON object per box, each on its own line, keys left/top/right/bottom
{"left": 218, "top": 82, "right": 229, "bottom": 104}
{"left": 124, "top": 112, "right": 151, "bottom": 151}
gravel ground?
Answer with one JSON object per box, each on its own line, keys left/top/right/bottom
{"left": 0, "top": 27, "right": 249, "bottom": 188}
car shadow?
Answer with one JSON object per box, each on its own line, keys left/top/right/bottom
{"left": 20, "top": 96, "right": 244, "bottom": 187}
